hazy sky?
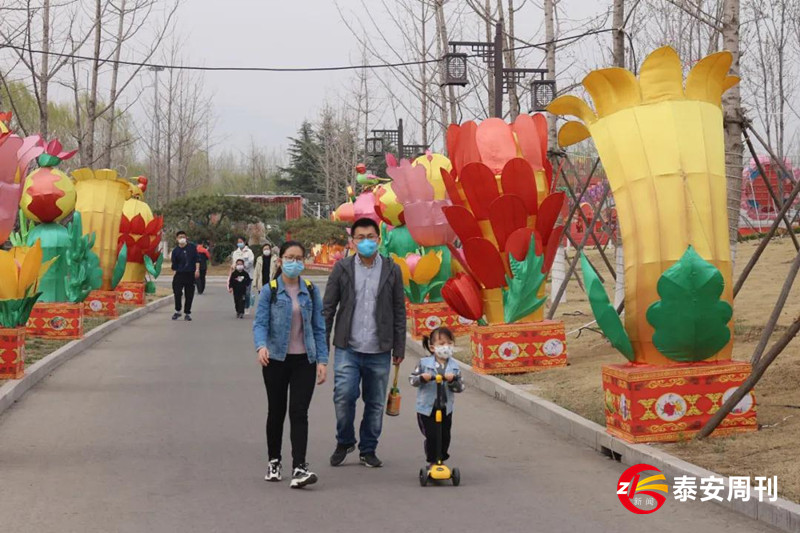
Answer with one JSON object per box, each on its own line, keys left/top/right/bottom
{"left": 172, "top": 0, "right": 607, "bottom": 156}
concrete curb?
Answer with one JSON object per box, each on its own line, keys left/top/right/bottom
{"left": 406, "top": 337, "right": 800, "bottom": 532}
{"left": 0, "top": 296, "right": 172, "bottom": 419}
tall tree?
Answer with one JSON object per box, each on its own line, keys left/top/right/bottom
{"left": 280, "top": 121, "right": 323, "bottom": 195}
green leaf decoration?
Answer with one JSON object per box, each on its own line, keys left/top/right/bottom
{"left": 9, "top": 209, "right": 35, "bottom": 247}
{"left": 153, "top": 254, "right": 164, "bottom": 279}
{"left": 64, "top": 213, "right": 103, "bottom": 303}
{"left": 144, "top": 255, "right": 157, "bottom": 278}
{"left": 502, "top": 234, "right": 547, "bottom": 324}
{"left": 0, "top": 294, "right": 42, "bottom": 328}
{"left": 111, "top": 243, "right": 128, "bottom": 290}
{"left": 646, "top": 246, "right": 733, "bottom": 362}
{"left": 580, "top": 253, "right": 634, "bottom": 361}
{"left": 423, "top": 245, "right": 450, "bottom": 302}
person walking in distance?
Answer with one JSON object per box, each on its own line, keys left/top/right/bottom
{"left": 171, "top": 230, "right": 200, "bottom": 321}
{"left": 253, "top": 241, "right": 328, "bottom": 489}
{"left": 228, "top": 259, "right": 252, "bottom": 319}
{"left": 323, "top": 218, "right": 406, "bottom": 468}
{"left": 196, "top": 240, "right": 211, "bottom": 295}
{"left": 254, "top": 243, "right": 277, "bottom": 299}
{"left": 231, "top": 237, "right": 255, "bottom": 315}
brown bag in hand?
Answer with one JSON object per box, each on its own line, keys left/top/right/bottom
{"left": 386, "top": 364, "right": 401, "bottom": 416}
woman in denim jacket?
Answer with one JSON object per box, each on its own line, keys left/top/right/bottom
{"left": 253, "top": 241, "right": 328, "bottom": 489}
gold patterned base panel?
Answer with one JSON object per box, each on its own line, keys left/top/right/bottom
{"left": 470, "top": 320, "right": 567, "bottom": 375}
{"left": 26, "top": 302, "right": 84, "bottom": 339}
{"left": 602, "top": 361, "right": 757, "bottom": 443}
{"left": 409, "top": 302, "right": 475, "bottom": 340}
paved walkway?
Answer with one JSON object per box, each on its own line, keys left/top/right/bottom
{"left": 0, "top": 278, "right": 778, "bottom": 532}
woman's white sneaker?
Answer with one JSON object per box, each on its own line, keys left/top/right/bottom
{"left": 264, "top": 459, "right": 282, "bottom": 482}
{"left": 290, "top": 464, "right": 318, "bottom": 489}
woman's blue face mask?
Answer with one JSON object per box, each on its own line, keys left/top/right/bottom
{"left": 282, "top": 259, "right": 305, "bottom": 278}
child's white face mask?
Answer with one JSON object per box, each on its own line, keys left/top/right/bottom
{"left": 434, "top": 345, "right": 454, "bottom": 359}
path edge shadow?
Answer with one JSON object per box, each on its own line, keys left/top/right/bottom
{"left": 0, "top": 296, "right": 172, "bottom": 419}
{"left": 405, "top": 335, "right": 800, "bottom": 532}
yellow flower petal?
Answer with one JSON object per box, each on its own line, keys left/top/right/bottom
{"left": 0, "top": 250, "right": 19, "bottom": 300}
{"left": 391, "top": 254, "right": 411, "bottom": 286}
{"left": 583, "top": 68, "right": 641, "bottom": 118}
{"left": 640, "top": 46, "right": 684, "bottom": 103}
{"left": 18, "top": 239, "right": 43, "bottom": 298}
{"left": 411, "top": 251, "right": 441, "bottom": 285}
{"left": 685, "top": 51, "right": 733, "bottom": 107}
{"left": 547, "top": 95, "right": 597, "bottom": 124}
{"left": 557, "top": 121, "right": 591, "bottom": 148}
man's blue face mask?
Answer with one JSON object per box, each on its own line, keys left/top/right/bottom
{"left": 356, "top": 239, "right": 378, "bottom": 257}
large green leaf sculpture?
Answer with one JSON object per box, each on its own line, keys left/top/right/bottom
{"left": 0, "top": 293, "right": 42, "bottom": 328}
{"left": 580, "top": 253, "right": 634, "bottom": 361}
{"left": 144, "top": 254, "right": 164, "bottom": 279}
{"left": 111, "top": 243, "right": 128, "bottom": 290}
{"left": 646, "top": 246, "right": 732, "bottom": 362}
{"left": 502, "top": 234, "right": 547, "bottom": 324}
{"left": 64, "top": 213, "right": 103, "bottom": 303}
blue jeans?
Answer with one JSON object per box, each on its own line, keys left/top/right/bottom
{"left": 333, "top": 347, "right": 391, "bottom": 454}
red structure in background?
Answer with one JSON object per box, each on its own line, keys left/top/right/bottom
{"left": 560, "top": 154, "right": 616, "bottom": 247}
{"left": 235, "top": 195, "right": 304, "bottom": 220}
{"left": 740, "top": 156, "right": 800, "bottom": 236}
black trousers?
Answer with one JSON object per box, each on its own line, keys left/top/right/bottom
{"left": 172, "top": 272, "right": 195, "bottom": 314}
{"left": 262, "top": 354, "right": 316, "bottom": 468}
{"left": 195, "top": 269, "right": 207, "bottom": 294}
{"left": 417, "top": 410, "right": 452, "bottom": 463}
{"left": 232, "top": 289, "right": 246, "bottom": 314}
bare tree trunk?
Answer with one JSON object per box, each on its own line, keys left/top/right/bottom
{"left": 613, "top": 0, "right": 625, "bottom": 68}
{"left": 101, "top": 0, "right": 126, "bottom": 169}
{"left": 612, "top": 0, "right": 626, "bottom": 308}
{"left": 39, "top": 0, "right": 50, "bottom": 137}
{"left": 85, "top": 0, "right": 102, "bottom": 166}
{"left": 722, "top": 0, "right": 743, "bottom": 266}
{"left": 485, "top": 0, "right": 495, "bottom": 118}
{"left": 420, "top": 0, "right": 428, "bottom": 146}
{"left": 166, "top": 68, "right": 174, "bottom": 202}
{"left": 498, "top": 0, "right": 520, "bottom": 119}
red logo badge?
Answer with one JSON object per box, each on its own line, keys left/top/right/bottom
{"left": 617, "top": 464, "right": 669, "bottom": 514}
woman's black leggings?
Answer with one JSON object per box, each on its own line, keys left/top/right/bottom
{"left": 262, "top": 353, "right": 316, "bottom": 468}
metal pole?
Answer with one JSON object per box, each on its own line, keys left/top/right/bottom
{"left": 493, "top": 22, "right": 503, "bottom": 118}
{"left": 398, "top": 119, "right": 404, "bottom": 160}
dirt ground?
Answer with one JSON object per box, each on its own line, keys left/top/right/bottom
{"left": 456, "top": 237, "right": 800, "bottom": 502}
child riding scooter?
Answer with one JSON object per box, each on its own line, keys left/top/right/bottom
{"left": 409, "top": 327, "right": 464, "bottom": 486}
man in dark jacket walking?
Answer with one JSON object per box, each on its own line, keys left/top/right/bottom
{"left": 171, "top": 230, "right": 200, "bottom": 321}
{"left": 323, "top": 217, "right": 406, "bottom": 468}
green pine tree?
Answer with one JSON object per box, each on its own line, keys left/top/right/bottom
{"left": 279, "top": 121, "right": 323, "bottom": 195}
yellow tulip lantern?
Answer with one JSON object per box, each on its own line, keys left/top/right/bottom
{"left": 0, "top": 240, "right": 55, "bottom": 379}
{"left": 73, "top": 168, "right": 133, "bottom": 316}
{"left": 549, "top": 47, "right": 756, "bottom": 442}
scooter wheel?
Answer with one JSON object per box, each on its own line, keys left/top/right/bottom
{"left": 419, "top": 468, "right": 428, "bottom": 487}
{"left": 451, "top": 467, "right": 461, "bottom": 486}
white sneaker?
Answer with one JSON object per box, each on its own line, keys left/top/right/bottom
{"left": 290, "top": 464, "right": 318, "bottom": 489}
{"left": 264, "top": 459, "right": 282, "bottom": 482}
{"left": 245, "top": 309, "right": 250, "bottom": 316}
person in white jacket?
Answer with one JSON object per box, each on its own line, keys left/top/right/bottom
{"left": 230, "top": 237, "right": 255, "bottom": 315}
{"left": 254, "top": 242, "right": 278, "bottom": 294}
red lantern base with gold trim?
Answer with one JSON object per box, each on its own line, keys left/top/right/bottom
{"left": 409, "top": 302, "right": 475, "bottom": 340}
{"left": 602, "top": 361, "right": 757, "bottom": 443}
{"left": 116, "top": 281, "right": 145, "bottom": 306}
{"left": 26, "top": 302, "right": 84, "bottom": 339}
{"left": 84, "top": 290, "right": 118, "bottom": 318}
{"left": 469, "top": 320, "right": 567, "bottom": 374}
{"left": 0, "top": 327, "right": 26, "bottom": 379}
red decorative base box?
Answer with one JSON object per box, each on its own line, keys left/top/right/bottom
{"left": 470, "top": 320, "right": 567, "bottom": 374}
{"left": 409, "top": 302, "right": 475, "bottom": 340}
{"left": 26, "top": 302, "right": 84, "bottom": 339}
{"left": 603, "top": 361, "right": 757, "bottom": 443}
{"left": 116, "top": 281, "right": 145, "bottom": 306}
{"left": 0, "top": 327, "right": 26, "bottom": 379}
{"left": 84, "top": 290, "right": 118, "bottom": 318}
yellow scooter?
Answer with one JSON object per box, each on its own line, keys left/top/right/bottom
{"left": 419, "top": 373, "right": 460, "bottom": 487}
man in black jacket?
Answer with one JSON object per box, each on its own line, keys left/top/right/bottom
{"left": 323, "top": 218, "right": 406, "bottom": 468}
{"left": 170, "top": 230, "right": 200, "bottom": 321}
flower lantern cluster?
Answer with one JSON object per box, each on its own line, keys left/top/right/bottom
{"left": 118, "top": 176, "right": 164, "bottom": 284}
{"left": 440, "top": 115, "right": 566, "bottom": 324}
